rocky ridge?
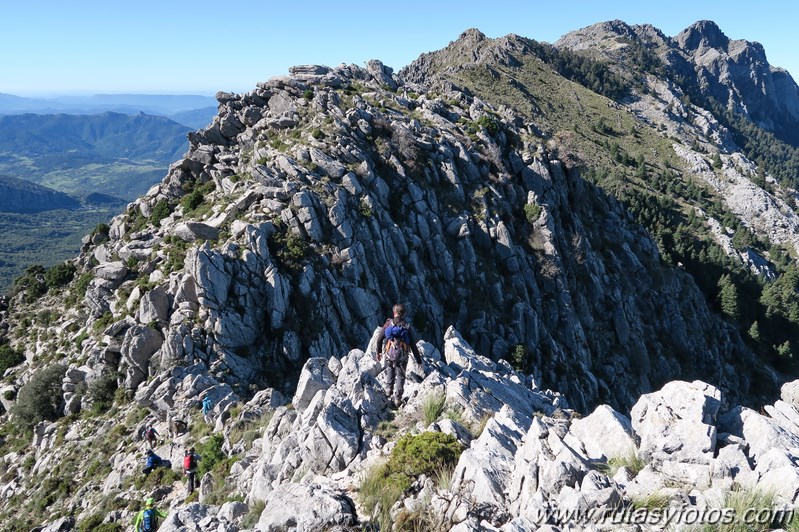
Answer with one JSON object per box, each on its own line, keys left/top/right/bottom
{"left": 22, "top": 325, "right": 799, "bottom": 531}
{"left": 554, "top": 20, "right": 799, "bottom": 255}
{"left": 556, "top": 19, "right": 799, "bottom": 139}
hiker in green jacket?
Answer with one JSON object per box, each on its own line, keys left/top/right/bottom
{"left": 133, "top": 497, "right": 167, "bottom": 531}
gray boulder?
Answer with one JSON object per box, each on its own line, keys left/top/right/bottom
{"left": 256, "top": 483, "right": 357, "bottom": 531}
{"left": 568, "top": 404, "right": 636, "bottom": 461}
{"left": 631, "top": 380, "right": 721, "bottom": 463}
{"left": 292, "top": 357, "right": 335, "bottom": 410}
{"left": 138, "top": 285, "right": 170, "bottom": 326}
{"left": 174, "top": 221, "right": 220, "bottom": 242}
{"left": 781, "top": 380, "right": 799, "bottom": 409}
{"left": 719, "top": 406, "right": 799, "bottom": 460}
{"left": 120, "top": 325, "right": 164, "bottom": 390}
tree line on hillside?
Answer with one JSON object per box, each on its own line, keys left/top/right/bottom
{"left": 584, "top": 163, "right": 799, "bottom": 380}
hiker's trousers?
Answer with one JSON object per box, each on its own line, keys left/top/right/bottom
{"left": 385, "top": 354, "right": 408, "bottom": 401}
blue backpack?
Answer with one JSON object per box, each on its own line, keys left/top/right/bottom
{"left": 384, "top": 321, "right": 411, "bottom": 361}
{"left": 142, "top": 508, "right": 156, "bottom": 531}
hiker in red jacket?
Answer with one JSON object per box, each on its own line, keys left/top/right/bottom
{"left": 183, "top": 447, "right": 201, "bottom": 495}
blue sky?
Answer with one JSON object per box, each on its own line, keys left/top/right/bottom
{"left": 3, "top": 0, "right": 797, "bottom": 96}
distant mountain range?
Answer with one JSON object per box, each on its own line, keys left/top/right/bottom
{"left": 0, "top": 92, "right": 218, "bottom": 129}
{"left": 0, "top": 109, "right": 195, "bottom": 289}
{"left": 0, "top": 111, "right": 191, "bottom": 199}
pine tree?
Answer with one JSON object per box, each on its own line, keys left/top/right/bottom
{"left": 748, "top": 321, "right": 761, "bottom": 343}
{"left": 718, "top": 274, "right": 741, "bottom": 320}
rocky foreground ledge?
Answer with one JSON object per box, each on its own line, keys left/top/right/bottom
{"left": 31, "top": 326, "right": 799, "bottom": 532}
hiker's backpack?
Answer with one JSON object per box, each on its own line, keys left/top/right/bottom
{"left": 384, "top": 321, "right": 411, "bottom": 362}
{"left": 145, "top": 427, "right": 156, "bottom": 440}
{"left": 142, "top": 508, "right": 156, "bottom": 531}
{"left": 183, "top": 454, "right": 195, "bottom": 471}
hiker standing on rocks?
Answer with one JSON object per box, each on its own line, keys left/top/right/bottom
{"left": 133, "top": 497, "right": 167, "bottom": 531}
{"left": 141, "top": 425, "right": 160, "bottom": 449}
{"left": 202, "top": 395, "right": 213, "bottom": 424}
{"left": 183, "top": 447, "right": 201, "bottom": 496}
{"left": 376, "top": 303, "right": 423, "bottom": 408}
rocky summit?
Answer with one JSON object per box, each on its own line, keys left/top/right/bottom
{"left": 2, "top": 18, "right": 799, "bottom": 532}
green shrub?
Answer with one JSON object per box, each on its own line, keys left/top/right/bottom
{"left": 74, "top": 331, "right": 90, "bottom": 349}
{"left": 268, "top": 225, "right": 309, "bottom": 274}
{"left": 359, "top": 432, "right": 464, "bottom": 529}
{"left": 150, "top": 200, "right": 171, "bottom": 226}
{"left": 524, "top": 203, "right": 542, "bottom": 224}
{"left": 87, "top": 372, "right": 119, "bottom": 414}
{"left": 0, "top": 343, "right": 25, "bottom": 375}
{"left": 12, "top": 364, "right": 66, "bottom": 428}
{"left": 389, "top": 432, "right": 464, "bottom": 479}
{"left": 11, "top": 265, "right": 47, "bottom": 301}
{"left": 241, "top": 500, "right": 266, "bottom": 529}
{"left": 181, "top": 189, "right": 205, "bottom": 213}
{"left": 598, "top": 450, "right": 646, "bottom": 478}
{"left": 303, "top": 89, "right": 314, "bottom": 100}
{"left": 76, "top": 513, "right": 122, "bottom": 532}
{"left": 92, "top": 222, "right": 110, "bottom": 237}
{"left": 509, "top": 344, "right": 529, "bottom": 370}
{"left": 359, "top": 199, "right": 373, "bottom": 218}
{"left": 132, "top": 463, "right": 181, "bottom": 490}
{"left": 45, "top": 262, "right": 76, "bottom": 289}
{"left": 73, "top": 272, "right": 94, "bottom": 297}
{"left": 197, "top": 433, "right": 226, "bottom": 477}
{"left": 360, "top": 464, "right": 407, "bottom": 531}
{"left": 92, "top": 311, "right": 114, "bottom": 335}
{"left": 475, "top": 114, "right": 499, "bottom": 135}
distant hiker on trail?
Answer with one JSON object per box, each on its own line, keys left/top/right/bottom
{"left": 133, "top": 497, "right": 167, "bottom": 532}
{"left": 183, "top": 447, "right": 201, "bottom": 495}
{"left": 169, "top": 417, "right": 187, "bottom": 438}
{"left": 202, "top": 395, "right": 213, "bottom": 424}
{"left": 141, "top": 425, "right": 159, "bottom": 449}
{"left": 376, "top": 303, "right": 423, "bottom": 408}
{"left": 142, "top": 449, "right": 170, "bottom": 475}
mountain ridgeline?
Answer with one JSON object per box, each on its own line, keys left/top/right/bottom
{"left": 2, "top": 19, "right": 799, "bottom": 531}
